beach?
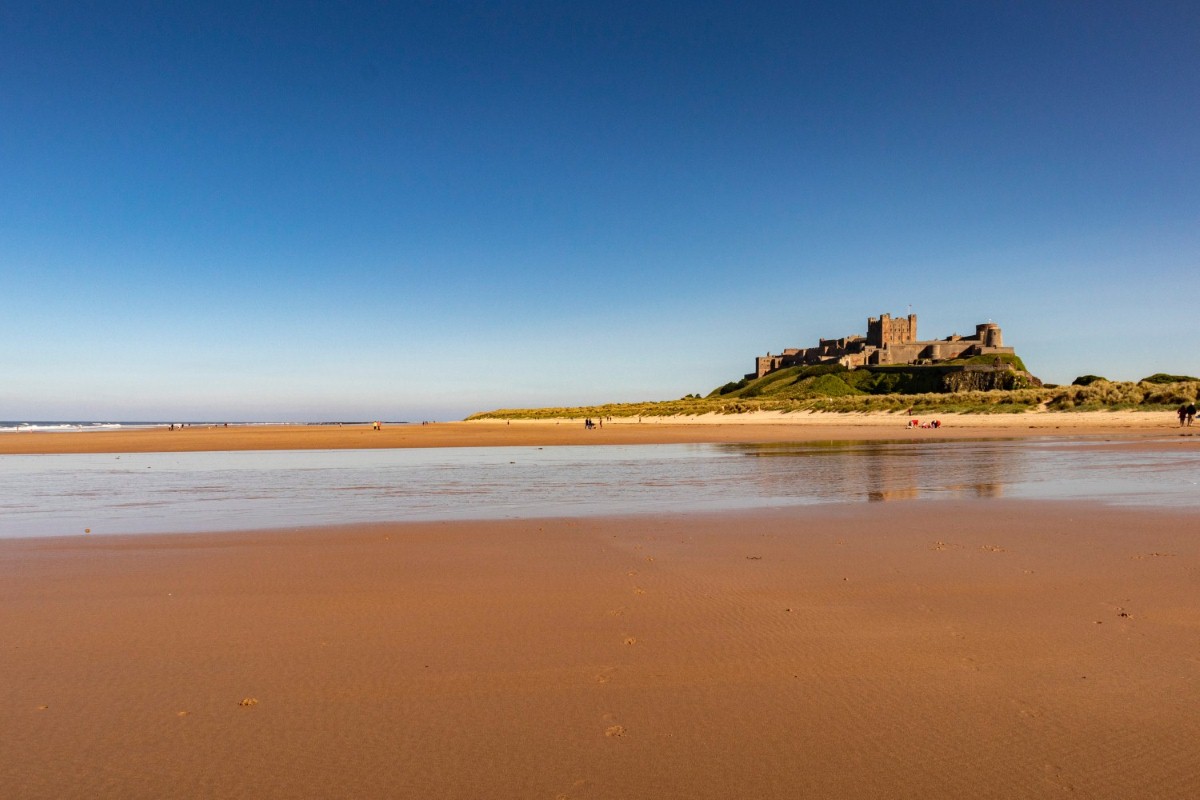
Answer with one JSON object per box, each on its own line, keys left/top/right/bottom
{"left": 0, "top": 409, "right": 1191, "bottom": 454}
{"left": 5, "top": 415, "right": 1200, "bottom": 798}
{"left": 5, "top": 502, "right": 1200, "bottom": 798}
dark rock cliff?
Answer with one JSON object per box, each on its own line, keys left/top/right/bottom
{"left": 941, "top": 366, "right": 1042, "bottom": 392}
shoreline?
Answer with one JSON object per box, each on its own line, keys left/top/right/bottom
{"left": 0, "top": 410, "right": 1194, "bottom": 454}
{"left": 5, "top": 501, "right": 1200, "bottom": 798}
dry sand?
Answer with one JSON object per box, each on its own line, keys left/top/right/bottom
{"left": 5, "top": 502, "right": 1200, "bottom": 799}
{"left": 0, "top": 410, "right": 1192, "bottom": 454}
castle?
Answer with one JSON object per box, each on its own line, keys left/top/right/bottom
{"left": 750, "top": 313, "right": 1015, "bottom": 380}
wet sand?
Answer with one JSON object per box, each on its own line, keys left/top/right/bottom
{"left": 0, "top": 410, "right": 1192, "bottom": 454}
{"left": 5, "top": 502, "right": 1200, "bottom": 799}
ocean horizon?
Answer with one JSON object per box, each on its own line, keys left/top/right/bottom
{"left": 0, "top": 420, "right": 410, "bottom": 433}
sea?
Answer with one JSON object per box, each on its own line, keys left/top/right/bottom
{"left": 0, "top": 421, "right": 386, "bottom": 433}
{"left": 1, "top": 438, "right": 1198, "bottom": 539}
{"left": 0, "top": 421, "right": 163, "bottom": 433}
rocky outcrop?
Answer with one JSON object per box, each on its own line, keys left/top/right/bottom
{"left": 942, "top": 366, "right": 1042, "bottom": 392}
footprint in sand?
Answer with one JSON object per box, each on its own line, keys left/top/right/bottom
{"left": 1016, "top": 700, "right": 1043, "bottom": 719}
{"left": 595, "top": 667, "right": 617, "bottom": 684}
{"left": 602, "top": 712, "right": 627, "bottom": 737}
{"left": 554, "top": 781, "right": 588, "bottom": 800}
{"left": 623, "top": 636, "right": 637, "bottom": 646}
{"left": 632, "top": 587, "right": 646, "bottom": 595}
{"left": 1043, "top": 764, "right": 1076, "bottom": 792}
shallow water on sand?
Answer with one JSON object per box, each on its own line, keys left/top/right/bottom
{"left": 1, "top": 439, "right": 1198, "bottom": 537}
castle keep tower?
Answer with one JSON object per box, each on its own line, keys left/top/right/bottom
{"left": 866, "top": 313, "right": 917, "bottom": 348}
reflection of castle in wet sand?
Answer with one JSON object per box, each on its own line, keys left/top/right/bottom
{"left": 867, "top": 486, "right": 921, "bottom": 502}
{"left": 862, "top": 444, "right": 1007, "bottom": 502}
{"left": 737, "top": 441, "right": 1018, "bottom": 503}
{"left": 969, "top": 482, "right": 1004, "bottom": 499}
{"left": 868, "top": 482, "right": 1003, "bottom": 502}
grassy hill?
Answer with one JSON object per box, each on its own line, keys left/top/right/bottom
{"left": 468, "top": 371, "right": 1200, "bottom": 420}
{"left": 712, "top": 356, "right": 1035, "bottom": 401}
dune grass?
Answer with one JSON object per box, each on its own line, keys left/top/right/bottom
{"left": 467, "top": 380, "right": 1200, "bottom": 420}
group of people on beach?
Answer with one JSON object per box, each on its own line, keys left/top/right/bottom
{"left": 584, "top": 417, "right": 602, "bottom": 429}
{"left": 1177, "top": 404, "right": 1197, "bottom": 426}
{"left": 906, "top": 419, "right": 942, "bottom": 429}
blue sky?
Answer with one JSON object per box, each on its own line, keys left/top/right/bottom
{"left": 2, "top": 2, "right": 1197, "bottom": 421}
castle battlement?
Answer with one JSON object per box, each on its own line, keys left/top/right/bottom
{"left": 749, "top": 313, "right": 1015, "bottom": 379}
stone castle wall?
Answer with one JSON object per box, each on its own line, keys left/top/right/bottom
{"left": 750, "top": 313, "right": 1015, "bottom": 379}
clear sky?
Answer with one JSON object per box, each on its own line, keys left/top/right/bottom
{"left": 2, "top": 2, "right": 1197, "bottom": 421}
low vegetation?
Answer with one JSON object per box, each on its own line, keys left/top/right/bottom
{"left": 468, "top": 376, "right": 1200, "bottom": 420}
{"left": 1140, "top": 372, "right": 1200, "bottom": 385}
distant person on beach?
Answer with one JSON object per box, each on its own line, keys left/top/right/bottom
{"left": 1179, "top": 406, "right": 1188, "bottom": 427}
{"left": 1188, "top": 403, "right": 1197, "bottom": 426}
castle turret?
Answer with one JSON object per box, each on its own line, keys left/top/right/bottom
{"left": 976, "top": 323, "right": 1002, "bottom": 348}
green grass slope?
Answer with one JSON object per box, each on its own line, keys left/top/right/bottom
{"left": 468, "top": 364, "right": 1200, "bottom": 420}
